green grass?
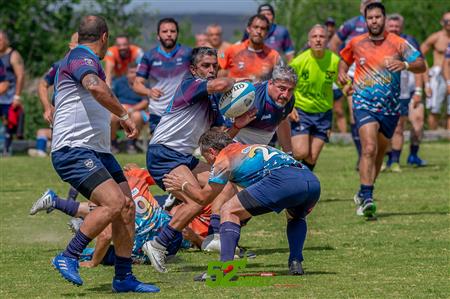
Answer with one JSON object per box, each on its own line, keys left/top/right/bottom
{"left": 1, "top": 142, "right": 449, "bottom": 298}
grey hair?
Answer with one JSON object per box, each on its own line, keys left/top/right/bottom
{"left": 387, "top": 13, "right": 404, "bottom": 24}
{"left": 308, "top": 24, "right": 328, "bottom": 38}
{"left": 190, "top": 47, "right": 217, "bottom": 66}
{"left": 271, "top": 65, "right": 298, "bottom": 85}
{"left": 199, "top": 130, "right": 234, "bottom": 153}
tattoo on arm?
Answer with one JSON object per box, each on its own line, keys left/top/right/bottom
{"left": 82, "top": 74, "right": 100, "bottom": 90}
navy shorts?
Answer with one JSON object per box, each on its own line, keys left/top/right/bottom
{"left": 333, "top": 88, "right": 344, "bottom": 101}
{"left": 291, "top": 108, "right": 333, "bottom": 142}
{"left": 399, "top": 98, "right": 410, "bottom": 117}
{"left": 149, "top": 114, "right": 161, "bottom": 134}
{"left": 238, "top": 166, "right": 321, "bottom": 219}
{"left": 52, "top": 147, "right": 126, "bottom": 199}
{"left": 147, "top": 144, "right": 199, "bottom": 190}
{"left": 0, "top": 104, "right": 10, "bottom": 119}
{"left": 353, "top": 109, "right": 400, "bottom": 139}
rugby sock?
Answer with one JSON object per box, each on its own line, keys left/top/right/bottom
{"left": 54, "top": 196, "right": 80, "bottom": 217}
{"left": 391, "top": 150, "right": 401, "bottom": 163}
{"left": 67, "top": 187, "right": 79, "bottom": 201}
{"left": 350, "top": 124, "right": 362, "bottom": 158}
{"left": 385, "top": 151, "right": 392, "bottom": 165}
{"left": 219, "top": 221, "right": 241, "bottom": 262}
{"left": 36, "top": 136, "right": 47, "bottom": 152}
{"left": 167, "top": 230, "right": 183, "bottom": 256}
{"left": 114, "top": 255, "right": 133, "bottom": 280}
{"left": 287, "top": 218, "right": 307, "bottom": 263}
{"left": 301, "top": 160, "right": 315, "bottom": 171}
{"left": 208, "top": 214, "right": 220, "bottom": 235}
{"left": 156, "top": 225, "right": 179, "bottom": 248}
{"left": 63, "top": 230, "right": 92, "bottom": 259}
{"left": 358, "top": 184, "right": 374, "bottom": 201}
{"left": 410, "top": 144, "right": 419, "bottom": 157}
{"left": 4, "top": 129, "right": 12, "bottom": 154}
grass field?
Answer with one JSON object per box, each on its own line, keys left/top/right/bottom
{"left": 1, "top": 142, "right": 449, "bottom": 298}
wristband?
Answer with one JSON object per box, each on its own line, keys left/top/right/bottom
{"left": 403, "top": 61, "right": 409, "bottom": 70}
{"left": 13, "top": 95, "right": 21, "bottom": 101}
{"left": 119, "top": 113, "right": 129, "bottom": 121}
{"left": 447, "top": 80, "right": 450, "bottom": 86}
{"left": 414, "top": 91, "right": 422, "bottom": 96}
{"left": 181, "top": 181, "right": 189, "bottom": 192}
{"left": 425, "top": 82, "right": 431, "bottom": 88}
{"left": 232, "top": 123, "right": 242, "bottom": 130}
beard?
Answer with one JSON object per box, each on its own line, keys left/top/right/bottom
{"left": 368, "top": 23, "right": 385, "bottom": 37}
{"left": 119, "top": 49, "right": 130, "bottom": 60}
{"left": 160, "top": 38, "right": 177, "bottom": 49}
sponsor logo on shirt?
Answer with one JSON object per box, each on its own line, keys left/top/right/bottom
{"left": 238, "top": 62, "right": 245, "bottom": 69}
{"left": 152, "top": 61, "right": 163, "bottom": 66}
{"left": 83, "top": 58, "right": 94, "bottom": 66}
{"left": 261, "top": 114, "right": 272, "bottom": 120}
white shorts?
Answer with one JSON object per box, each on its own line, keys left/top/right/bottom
{"left": 426, "top": 66, "right": 449, "bottom": 114}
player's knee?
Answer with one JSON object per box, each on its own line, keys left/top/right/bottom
{"left": 108, "top": 194, "right": 126, "bottom": 218}
{"left": 293, "top": 148, "right": 308, "bottom": 161}
{"left": 362, "top": 142, "right": 377, "bottom": 157}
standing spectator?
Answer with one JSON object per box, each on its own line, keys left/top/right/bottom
{"left": 206, "top": 24, "right": 231, "bottom": 58}
{"left": 195, "top": 33, "right": 212, "bottom": 47}
{"left": 219, "top": 14, "right": 281, "bottom": 83}
{"left": 111, "top": 64, "right": 149, "bottom": 154}
{"left": 242, "top": 3, "right": 295, "bottom": 62}
{"left": 420, "top": 12, "right": 450, "bottom": 129}
{"left": 104, "top": 34, "right": 143, "bottom": 87}
{"left": 133, "top": 18, "right": 192, "bottom": 134}
{"left": 0, "top": 30, "right": 25, "bottom": 156}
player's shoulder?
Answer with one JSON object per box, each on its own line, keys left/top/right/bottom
{"left": 350, "top": 33, "right": 369, "bottom": 45}
{"left": 342, "top": 15, "right": 361, "bottom": 28}
{"left": 265, "top": 45, "right": 280, "bottom": 57}
{"left": 273, "top": 23, "right": 290, "bottom": 34}
{"left": 68, "top": 46, "right": 98, "bottom": 62}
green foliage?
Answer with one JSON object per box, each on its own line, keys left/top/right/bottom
{"left": 271, "top": 0, "right": 448, "bottom": 55}
{"left": 178, "top": 20, "right": 196, "bottom": 48}
{"left": 22, "top": 93, "right": 47, "bottom": 140}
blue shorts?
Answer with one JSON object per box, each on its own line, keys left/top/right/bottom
{"left": 333, "top": 88, "right": 344, "bottom": 101}
{"left": 238, "top": 166, "right": 321, "bottom": 218}
{"left": 399, "top": 98, "right": 410, "bottom": 116}
{"left": 149, "top": 114, "right": 161, "bottom": 134}
{"left": 147, "top": 144, "right": 199, "bottom": 190}
{"left": 291, "top": 108, "right": 332, "bottom": 142}
{"left": 0, "top": 104, "right": 10, "bottom": 119}
{"left": 52, "top": 147, "right": 126, "bottom": 199}
{"left": 353, "top": 109, "right": 400, "bottom": 139}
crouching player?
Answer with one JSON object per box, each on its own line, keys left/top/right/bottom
{"left": 163, "top": 130, "right": 321, "bottom": 276}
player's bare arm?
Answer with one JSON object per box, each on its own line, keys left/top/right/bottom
{"left": 132, "top": 76, "right": 163, "bottom": 100}
{"left": 11, "top": 50, "right": 25, "bottom": 107}
{"left": 82, "top": 73, "right": 138, "bottom": 138}
{"left": 329, "top": 34, "right": 343, "bottom": 54}
{"left": 276, "top": 118, "right": 293, "bottom": 152}
{"left": 386, "top": 57, "right": 425, "bottom": 73}
{"left": 206, "top": 77, "right": 235, "bottom": 94}
{"left": 37, "top": 79, "right": 54, "bottom": 124}
{"left": 0, "top": 80, "right": 8, "bottom": 95}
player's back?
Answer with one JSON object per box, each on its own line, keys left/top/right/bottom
{"left": 52, "top": 46, "right": 110, "bottom": 153}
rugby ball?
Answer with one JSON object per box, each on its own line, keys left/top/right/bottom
{"left": 219, "top": 82, "right": 255, "bottom": 118}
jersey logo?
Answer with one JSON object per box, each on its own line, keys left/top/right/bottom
{"left": 82, "top": 58, "right": 94, "bottom": 66}
{"left": 301, "top": 70, "right": 309, "bottom": 80}
{"left": 84, "top": 159, "right": 94, "bottom": 169}
{"left": 261, "top": 114, "right": 272, "bottom": 120}
{"left": 248, "top": 146, "right": 278, "bottom": 161}
{"left": 152, "top": 61, "right": 163, "bottom": 66}
{"left": 359, "top": 57, "right": 366, "bottom": 66}
{"left": 325, "top": 70, "right": 335, "bottom": 80}
{"left": 238, "top": 62, "right": 245, "bottom": 69}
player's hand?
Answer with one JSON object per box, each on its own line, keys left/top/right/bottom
{"left": 289, "top": 109, "right": 299, "bottom": 122}
{"left": 80, "top": 261, "right": 96, "bottom": 268}
{"left": 162, "top": 173, "right": 184, "bottom": 192}
{"left": 235, "top": 77, "right": 252, "bottom": 83}
{"left": 386, "top": 59, "right": 407, "bottom": 72}
{"left": 123, "top": 163, "right": 140, "bottom": 171}
{"left": 338, "top": 71, "right": 351, "bottom": 87}
{"left": 120, "top": 117, "right": 139, "bottom": 139}
{"left": 11, "top": 98, "right": 22, "bottom": 109}
{"left": 411, "top": 93, "right": 421, "bottom": 109}
{"left": 342, "top": 83, "right": 354, "bottom": 96}
{"left": 147, "top": 88, "right": 163, "bottom": 100}
{"left": 43, "top": 106, "right": 55, "bottom": 125}
{"left": 234, "top": 108, "right": 257, "bottom": 129}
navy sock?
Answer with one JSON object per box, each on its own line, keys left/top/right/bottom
{"left": 54, "top": 196, "right": 80, "bottom": 217}
{"left": 36, "top": 136, "right": 47, "bottom": 152}
{"left": 301, "top": 160, "right": 315, "bottom": 171}
{"left": 208, "top": 214, "right": 220, "bottom": 235}
{"left": 63, "top": 230, "right": 92, "bottom": 259}
{"left": 287, "top": 218, "right": 307, "bottom": 263}
{"left": 350, "top": 124, "right": 361, "bottom": 158}
{"left": 67, "top": 187, "right": 79, "bottom": 201}
{"left": 358, "top": 184, "right": 374, "bottom": 200}
{"left": 166, "top": 230, "right": 183, "bottom": 256}
{"left": 220, "top": 222, "right": 241, "bottom": 262}
{"left": 157, "top": 225, "right": 179, "bottom": 248}
{"left": 410, "top": 144, "right": 419, "bottom": 156}
{"left": 386, "top": 151, "right": 392, "bottom": 164}
{"left": 391, "top": 150, "right": 401, "bottom": 163}
{"left": 114, "top": 255, "right": 132, "bottom": 280}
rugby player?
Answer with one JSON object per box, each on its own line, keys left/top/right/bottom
{"left": 0, "top": 59, "right": 8, "bottom": 95}
{"left": 383, "top": 14, "right": 427, "bottom": 171}
{"left": 133, "top": 18, "right": 192, "bottom": 133}
{"left": 104, "top": 34, "right": 143, "bottom": 87}
{"left": 338, "top": 2, "right": 425, "bottom": 218}
{"left": 48, "top": 15, "right": 158, "bottom": 292}
{"left": 206, "top": 24, "right": 231, "bottom": 58}
{"left": 142, "top": 47, "right": 255, "bottom": 273}
{"left": 163, "top": 130, "right": 320, "bottom": 276}
{"left": 241, "top": 3, "right": 295, "bottom": 62}
{"left": 420, "top": 12, "right": 450, "bottom": 130}
{"left": 290, "top": 25, "right": 340, "bottom": 171}
{"left": 219, "top": 14, "right": 281, "bottom": 83}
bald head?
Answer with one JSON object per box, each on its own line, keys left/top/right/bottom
{"left": 78, "top": 15, "right": 108, "bottom": 44}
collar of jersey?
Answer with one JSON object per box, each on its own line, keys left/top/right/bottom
{"left": 157, "top": 44, "right": 180, "bottom": 59}
{"left": 75, "top": 45, "right": 99, "bottom": 60}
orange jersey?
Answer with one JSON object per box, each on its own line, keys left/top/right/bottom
{"left": 124, "top": 168, "right": 158, "bottom": 210}
{"left": 188, "top": 205, "right": 211, "bottom": 238}
{"left": 218, "top": 40, "right": 280, "bottom": 82}
{"left": 104, "top": 45, "right": 143, "bottom": 77}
